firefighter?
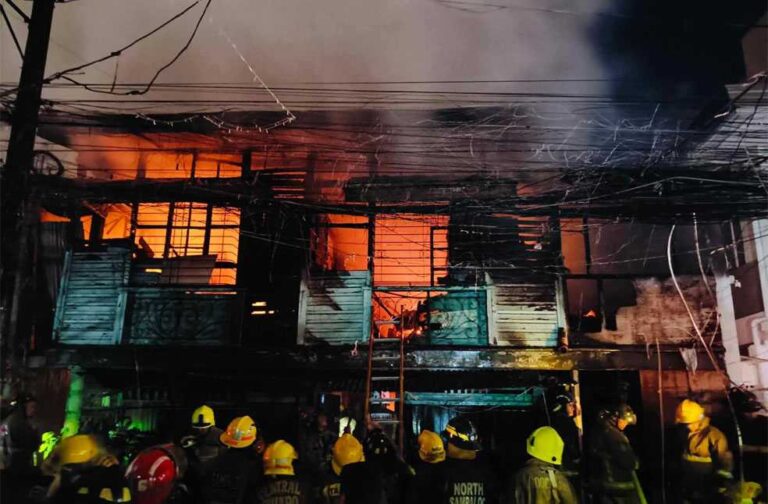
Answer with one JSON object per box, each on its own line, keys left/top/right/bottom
{"left": 549, "top": 393, "right": 581, "bottom": 485}
{"left": 317, "top": 433, "right": 364, "bottom": 503}
{"left": 126, "top": 444, "right": 190, "bottom": 504}
{"left": 302, "top": 413, "right": 337, "bottom": 485}
{"left": 254, "top": 440, "right": 308, "bottom": 504}
{"left": 45, "top": 434, "right": 132, "bottom": 503}
{"left": 337, "top": 430, "right": 391, "bottom": 504}
{"left": 198, "top": 416, "right": 261, "bottom": 504}
{"left": 0, "top": 393, "right": 40, "bottom": 502}
{"left": 0, "top": 393, "right": 39, "bottom": 471}
{"left": 361, "top": 428, "right": 413, "bottom": 503}
{"left": 440, "top": 417, "right": 498, "bottom": 504}
{"left": 587, "top": 404, "right": 644, "bottom": 504}
{"left": 674, "top": 399, "right": 734, "bottom": 504}
{"left": 406, "top": 429, "right": 445, "bottom": 504}
{"left": 510, "top": 426, "right": 578, "bottom": 504}
{"left": 181, "top": 405, "right": 224, "bottom": 466}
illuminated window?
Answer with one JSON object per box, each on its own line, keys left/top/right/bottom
{"left": 134, "top": 202, "right": 240, "bottom": 285}
{"left": 101, "top": 204, "right": 132, "bottom": 239}
{"left": 311, "top": 214, "right": 369, "bottom": 272}
{"left": 374, "top": 214, "right": 447, "bottom": 287}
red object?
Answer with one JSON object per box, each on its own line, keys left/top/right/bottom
{"left": 125, "top": 445, "right": 179, "bottom": 504}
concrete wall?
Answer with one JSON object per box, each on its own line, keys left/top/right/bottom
{"left": 720, "top": 219, "right": 768, "bottom": 407}
{"left": 582, "top": 276, "right": 716, "bottom": 346}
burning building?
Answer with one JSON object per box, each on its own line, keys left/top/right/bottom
{"left": 1, "top": 0, "right": 766, "bottom": 501}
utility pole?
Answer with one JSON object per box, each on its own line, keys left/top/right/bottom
{"left": 1, "top": 0, "right": 57, "bottom": 366}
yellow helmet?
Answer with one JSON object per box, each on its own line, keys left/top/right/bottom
{"left": 526, "top": 426, "right": 564, "bottom": 466}
{"left": 417, "top": 430, "right": 445, "bottom": 463}
{"left": 192, "top": 405, "right": 215, "bottom": 428}
{"left": 57, "top": 434, "right": 101, "bottom": 466}
{"left": 331, "top": 433, "right": 364, "bottom": 476}
{"left": 263, "top": 440, "right": 298, "bottom": 476}
{"left": 220, "top": 416, "right": 257, "bottom": 448}
{"left": 675, "top": 399, "right": 705, "bottom": 424}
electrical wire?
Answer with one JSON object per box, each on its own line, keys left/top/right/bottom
{"left": 3, "top": 0, "right": 28, "bottom": 23}
{"left": 0, "top": 2, "right": 24, "bottom": 60}
{"left": 0, "top": 0, "right": 208, "bottom": 99}
{"left": 667, "top": 223, "right": 745, "bottom": 483}
{"left": 60, "top": 0, "right": 213, "bottom": 97}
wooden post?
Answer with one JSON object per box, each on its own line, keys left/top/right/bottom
{"left": 89, "top": 214, "right": 105, "bottom": 244}
{"left": 3, "top": 0, "right": 56, "bottom": 177}
{"left": 163, "top": 203, "right": 176, "bottom": 258}
{"left": 2, "top": 0, "right": 57, "bottom": 366}
{"left": 240, "top": 149, "right": 252, "bottom": 180}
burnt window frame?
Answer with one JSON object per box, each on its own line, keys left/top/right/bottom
{"left": 131, "top": 201, "right": 240, "bottom": 283}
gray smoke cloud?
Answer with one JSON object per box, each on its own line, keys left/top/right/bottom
{"left": 1, "top": 0, "right": 613, "bottom": 109}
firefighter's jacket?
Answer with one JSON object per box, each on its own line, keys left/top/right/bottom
{"left": 587, "top": 418, "right": 638, "bottom": 491}
{"left": 0, "top": 410, "right": 38, "bottom": 473}
{"left": 406, "top": 460, "right": 445, "bottom": 504}
{"left": 510, "top": 458, "right": 579, "bottom": 504}
{"left": 439, "top": 457, "right": 499, "bottom": 504}
{"left": 253, "top": 475, "right": 309, "bottom": 504}
{"left": 52, "top": 463, "right": 132, "bottom": 504}
{"left": 339, "top": 461, "right": 387, "bottom": 504}
{"left": 192, "top": 427, "right": 226, "bottom": 466}
{"left": 198, "top": 448, "right": 261, "bottom": 504}
{"left": 315, "top": 467, "right": 341, "bottom": 504}
{"left": 680, "top": 417, "right": 733, "bottom": 481}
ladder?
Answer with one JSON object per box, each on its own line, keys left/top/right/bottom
{"left": 364, "top": 331, "right": 406, "bottom": 455}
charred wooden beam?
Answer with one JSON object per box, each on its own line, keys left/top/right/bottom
{"left": 31, "top": 345, "right": 718, "bottom": 373}
{"left": 30, "top": 167, "right": 768, "bottom": 222}
{"left": 32, "top": 175, "right": 269, "bottom": 205}
{"left": 343, "top": 170, "right": 768, "bottom": 222}
{"left": 345, "top": 176, "right": 519, "bottom": 203}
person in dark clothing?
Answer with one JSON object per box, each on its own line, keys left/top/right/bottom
{"left": 362, "top": 428, "right": 413, "bottom": 504}
{"left": 0, "top": 393, "right": 39, "bottom": 471}
{"left": 0, "top": 393, "right": 40, "bottom": 502}
{"left": 181, "top": 405, "right": 226, "bottom": 502}
{"left": 302, "top": 413, "right": 337, "bottom": 483}
{"left": 339, "top": 428, "right": 413, "bottom": 504}
{"left": 181, "top": 405, "right": 225, "bottom": 467}
{"left": 587, "top": 405, "right": 644, "bottom": 504}
{"left": 254, "top": 440, "right": 309, "bottom": 504}
{"left": 440, "top": 417, "right": 498, "bottom": 504}
{"left": 406, "top": 430, "right": 445, "bottom": 504}
{"left": 339, "top": 460, "right": 387, "bottom": 504}
{"left": 549, "top": 393, "right": 582, "bottom": 485}
{"left": 200, "top": 448, "right": 260, "bottom": 504}
{"left": 198, "top": 416, "right": 261, "bottom": 504}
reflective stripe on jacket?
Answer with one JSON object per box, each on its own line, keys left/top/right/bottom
{"left": 681, "top": 417, "right": 733, "bottom": 476}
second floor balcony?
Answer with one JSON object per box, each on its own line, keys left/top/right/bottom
{"left": 53, "top": 245, "right": 244, "bottom": 346}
